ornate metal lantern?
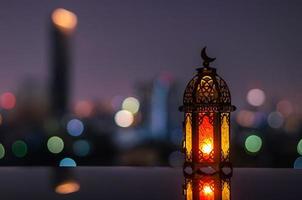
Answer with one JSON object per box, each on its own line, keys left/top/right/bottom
{"left": 183, "top": 174, "right": 231, "bottom": 200}
{"left": 180, "top": 47, "right": 236, "bottom": 174}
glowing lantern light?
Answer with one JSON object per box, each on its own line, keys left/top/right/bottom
{"left": 114, "top": 110, "right": 134, "bottom": 128}
{"left": 1, "top": 92, "right": 16, "bottom": 110}
{"left": 180, "top": 47, "right": 235, "bottom": 174}
{"left": 184, "top": 175, "right": 231, "bottom": 200}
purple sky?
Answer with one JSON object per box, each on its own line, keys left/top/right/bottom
{"left": 0, "top": 0, "right": 301, "bottom": 108}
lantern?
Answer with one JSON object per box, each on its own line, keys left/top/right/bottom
{"left": 180, "top": 47, "right": 236, "bottom": 174}
{"left": 183, "top": 174, "right": 231, "bottom": 200}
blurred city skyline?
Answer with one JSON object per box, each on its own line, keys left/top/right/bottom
{"left": 0, "top": 0, "right": 301, "bottom": 110}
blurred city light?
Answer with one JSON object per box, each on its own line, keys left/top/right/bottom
{"left": 236, "top": 110, "right": 255, "bottom": 127}
{"left": 0, "top": 143, "right": 5, "bottom": 159}
{"left": 284, "top": 115, "right": 301, "bottom": 133}
{"left": 12, "top": 140, "right": 28, "bottom": 158}
{"left": 246, "top": 88, "right": 266, "bottom": 107}
{"left": 267, "top": 112, "right": 284, "bottom": 129}
{"left": 122, "top": 97, "right": 140, "bottom": 114}
{"left": 114, "top": 110, "right": 134, "bottom": 128}
{"left": 277, "top": 100, "right": 293, "bottom": 118}
{"left": 47, "top": 136, "right": 64, "bottom": 154}
{"left": 67, "top": 119, "right": 84, "bottom": 136}
{"left": 0, "top": 92, "right": 16, "bottom": 110}
{"left": 74, "top": 100, "right": 93, "bottom": 118}
{"left": 294, "top": 157, "right": 302, "bottom": 169}
{"left": 55, "top": 181, "right": 80, "bottom": 195}
{"left": 73, "top": 140, "right": 90, "bottom": 157}
{"left": 297, "top": 139, "right": 302, "bottom": 155}
{"left": 245, "top": 135, "right": 262, "bottom": 154}
{"left": 52, "top": 8, "right": 77, "bottom": 33}
{"left": 59, "top": 157, "right": 77, "bottom": 167}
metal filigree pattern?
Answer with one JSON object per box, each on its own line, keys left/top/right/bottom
{"left": 182, "top": 72, "right": 232, "bottom": 108}
{"left": 183, "top": 75, "right": 199, "bottom": 105}
{"left": 196, "top": 76, "right": 218, "bottom": 104}
{"left": 216, "top": 76, "right": 231, "bottom": 104}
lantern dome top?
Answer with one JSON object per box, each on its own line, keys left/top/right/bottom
{"left": 180, "top": 47, "right": 236, "bottom": 112}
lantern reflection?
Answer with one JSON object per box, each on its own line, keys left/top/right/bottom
{"left": 184, "top": 174, "right": 231, "bottom": 200}
{"left": 180, "top": 47, "right": 235, "bottom": 173}
{"left": 51, "top": 168, "right": 80, "bottom": 195}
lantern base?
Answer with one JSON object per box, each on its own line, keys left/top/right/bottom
{"left": 183, "top": 162, "right": 233, "bottom": 177}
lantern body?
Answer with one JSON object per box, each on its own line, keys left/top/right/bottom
{"left": 184, "top": 174, "right": 231, "bottom": 200}
{"left": 181, "top": 61, "right": 235, "bottom": 172}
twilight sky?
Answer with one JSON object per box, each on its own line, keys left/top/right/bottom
{"left": 0, "top": 0, "right": 301, "bottom": 108}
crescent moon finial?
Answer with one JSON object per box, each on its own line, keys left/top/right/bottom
{"left": 201, "top": 47, "right": 216, "bottom": 67}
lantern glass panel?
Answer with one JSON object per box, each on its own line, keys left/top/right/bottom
{"left": 186, "top": 180, "right": 193, "bottom": 200}
{"left": 222, "top": 180, "right": 231, "bottom": 200}
{"left": 199, "top": 177, "right": 215, "bottom": 200}
{"left": 198, "top": 113, "right": 214, "bottom": 162}
{"left": 185, "top": 113, "right": 193, "bottom": 162}
{"left": 221, "top": 113, "right": 230, "bottom": 160}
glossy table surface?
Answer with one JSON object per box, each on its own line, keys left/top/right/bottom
{"left": 1, "top": 167, "right": 302, "bottom": 199}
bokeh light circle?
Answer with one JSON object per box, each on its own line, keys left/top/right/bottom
{"left": 267, "top": 112, "right": 284, "bottom": 129}
{"left": 47, "top": 136, "right": 64, "bottom": 154}
{"left": 12, "top": 140, "right": 27, "bottom": 158}
{"left": 294, "top": 157, "right": 302, "bottom": 169}
{"left": 245, "top": 135, "right": 262, "bottom": 153}
{"left": 114, "top": 110, "right": 134, "bottom": 128}
{"left": 73, "top": 140, "right": 90, "bottom": 157}
{"left": 277, "top": 100, "right": 293, "bottom": 117}
{"left": 0, "top": 143, "right": 5, "bottom": 159}
{"left": 74, "top": 100, "right": 93, "bottom": 118}
{"left": 1, "top": 92, "right": 16, "bottom": 110}
{"left": 122, "top": 97, "right": 140, "bottom": 114}
{"left": 246, "top": 88, "right": 266, "bottom": 107}
{"left": 67, "top": 119, "right": 84, "bottom": 136}
{"left": 236, "top": 110, "right": 255, "bottom": 127}
{"left": 52, "top": 8, "right": 77, "bottom": 32}
{"left": 59, "top": 157, "right": 77, "bottom": 167}
{"left": 297, "top": 139, "right": 302, "bottom": 155}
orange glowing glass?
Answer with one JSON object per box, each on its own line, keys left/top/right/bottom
{"left": 185, "top": 113, "right": 193, "bottom": 161}
{"left": 221, "top": 113, "right": 230, "bottom": 160}
{"left": 199, "top": 179, "right": 215, "bottom": 200}
{"left": 199, "top": 114, "right": 214, "bottom": 162}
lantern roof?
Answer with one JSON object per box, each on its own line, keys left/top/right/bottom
{"left": 180, "top": 47, "right": 236, "bottom": 112}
